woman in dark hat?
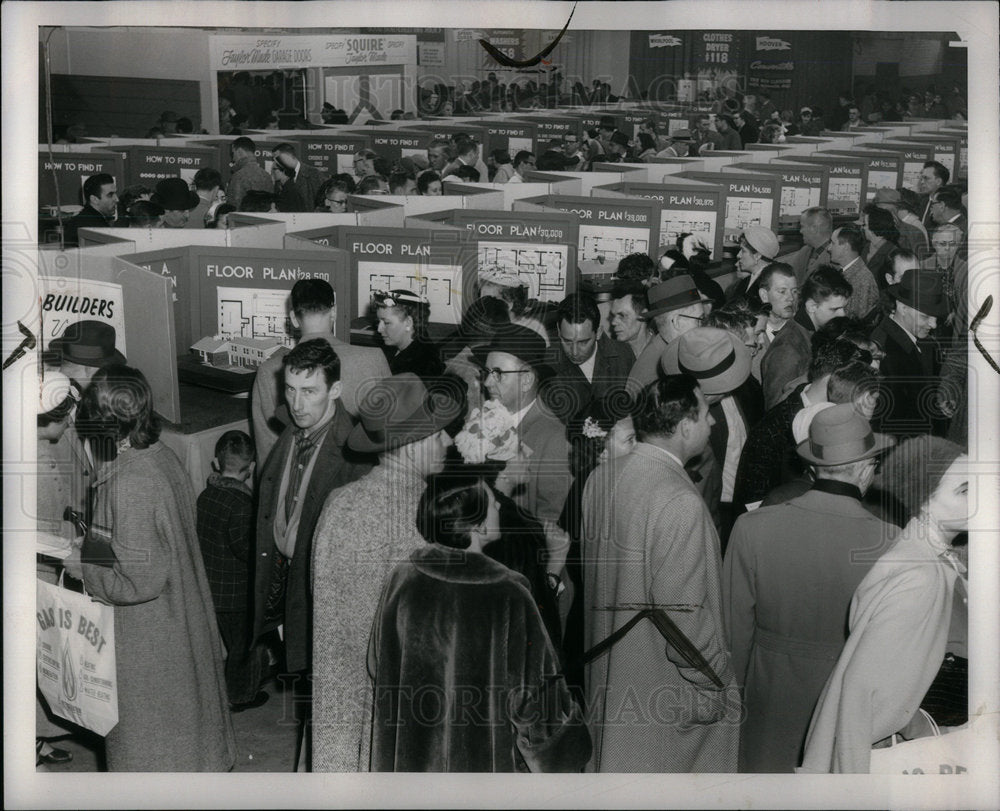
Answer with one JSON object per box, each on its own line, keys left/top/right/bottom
{"left": 62, "top": 365, "right": 235, "bottom": 771}
{"left": 372, "top": 288, "right": 445, "bottom": 380}
{"left": 367, "top": 469, "right": 591, "bottom": 772}
{"left": 800, "top": 435, "right": 969, "bottom": 773}
{"left": 152, "top": 177, "right": 200, "bottom": 228}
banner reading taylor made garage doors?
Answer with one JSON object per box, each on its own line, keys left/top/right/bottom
{"left": 209, "top": 34, "right": 416, "bottom": 70}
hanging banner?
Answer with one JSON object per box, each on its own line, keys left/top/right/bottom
{"left": 748, "top": 33, "right": 796, "bottom": 91}
{"left": 696, "top": 31, "right": 741, "bottom": 70}
{"left": 649, "top": 34, "right": 684, "bottom": 48}
{"left": 209, "top": 34, "right": 416, "bottom": 71}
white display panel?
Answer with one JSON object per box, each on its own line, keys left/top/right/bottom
{"left": 828, "top": 178, "right": 863, "bottom": 213}
{"left": 40, "top": 277, "right": 127, "bottom": 357}
{"left": 866, "top": 170, "right": 899, "bottom": 199}
{"left": 779, "top": 186, "right": 822, "bottom": 218}
{"left": 217, "top": 287, "right": 294, "bottom": 344}
{"left": 659, "top": 210, "right": 717, "bottom": 254}
{"left": 579, "top": 225, "right": 649, "bottom": 262}
{"left": 478, "top": 241, "right": 568, "bottom": 302}
{"left": 358, "top": 261, "right": 463, "bottom": 325}
{"left": 723, "top": 197, "right": 774, "bottom": 242}
{"left": 507, "top": 136, "right": 533, "bottom": 155}
{"left": 900, "top": 161, "right": 923, "bottom": 191}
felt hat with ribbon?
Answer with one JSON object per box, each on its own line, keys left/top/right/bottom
{"left": 639, "top": 275, "right": 703, "bottom": 321}
{"left": 796, "top": 402, "right": 893, "bottom": 466}
{"left": 660, "top": 327, "right": 751, "bottom": 396}
{"left": 153, "top": 177, "right": 199, "bottom": 211}
{"left": 347, "top": 372, "right": 464, "bottom": 454}
{"left": 888, "top": 268, "right": 950, "bottom": 319}
{"left": 472, "top": 323, "right": 554, "bottom": 380}
{"left": 48, "top": 320, "right": 126, "bottom": 368}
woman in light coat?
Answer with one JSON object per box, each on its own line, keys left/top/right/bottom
{"left": 798, "top": 436, "right": 968, "bottom": 773}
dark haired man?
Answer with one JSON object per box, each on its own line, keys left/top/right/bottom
{"left": 252, "top": 338, "right": 372, "bottom": 760}
{"left": 760, "top": 265, "right": 852, "bottom": 409}
{"left": 583, "top": 374, "right": 739, "bottom": 773}
{"left": 829, "top": 225, "right": 880, "bottom": 320}
{"left": 187, "top": 167, "right": 224, "bottom": 229}
{"left": 544, "top": 293, "right": 635, "bottom": 423}
{"left": 63, "top": 172, "right": 119, "bottom": 246}
{"left": 251, "top": 278, "right": 390, "bottom": 466}
{"left": 272, "top": 142, "right": 326, "bottom": 213}
{"left": 226, "top": 137, "right": 273, "bottom": 212}
{"left": 915, "top": 160, "right": 950, "bottom": 228}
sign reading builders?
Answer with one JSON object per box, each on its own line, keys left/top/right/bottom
{"left": 748, "top": 34, "right": 795, "bottom": 91}
{"left": 209, "top": 34, "right": 416, "bottom": 70}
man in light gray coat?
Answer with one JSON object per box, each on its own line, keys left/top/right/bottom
{"left": 583, "top": 374, "right": 741, "bottom": 772}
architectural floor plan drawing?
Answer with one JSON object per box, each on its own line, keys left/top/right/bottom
{"left": 724, "top": 197, "right": 772, "bottom": 242}
{"left": 217, "top": 286, "right": 294, "bottom": 345}
{"left": 780, "top": 186, "right": 821, "bottom": 218}
{"left": 579, "top": 225, "right": 649, "bottom": 263}
{"left": 359, "top": 260, "right": 463, "bottom": 325}
{"left": 828, "top": 179, "right": 863, "bottom": 213}
{"left": 659, "top": 211, "right": 716, "bottom": 254}
{"left": 478, "top": 241, "right": 568, "bottom": 302}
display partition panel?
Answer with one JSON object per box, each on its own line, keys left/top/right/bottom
{"left": 333, "top": 225, "right": 473, "bottom": 331}
{"left": 723, "top": 162, "right": 829, "bottom": 224}
{"left": 199, "top": 138, "right": 285, "bottom": 184}
{"left": 595, "top": 179, "right": 727, "bottom": 260}
{"left": 121, "top": 144, "right": 220, "bottom": 187}
{"left": 861, "top": 142, "right": 937, "bottom": 192}
{"left": 822, "top": 150, "right": 904, "bottom": 203}
{"left": 517, "top": 193, "right": 662, "bottom": 265}
{"left": 127, "top": 245, "right": 198, "bottom": 355}
{"left": 363, "top": 128, "right": 434, "bottom": 164}
{"left": 772, "top": 154, "right": 868, "bottom": 217}
{"left": 480, "top": 120, "right": 539, "bottom": 161}
{"left": 677, "top": 171, "right": 781, "bottom": 247}
{"left": 901, "top": 134, "right": 962, "bottom": 182}
{"left": 286, "top": 131, "right": 372, "bottom": 176}
{"left": 449, "top": 208, "right": 579, "bottom": 304}
{"left": 39, "top": 150, "right": 126, "bottom": 210}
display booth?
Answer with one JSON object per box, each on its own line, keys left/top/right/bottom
{"left": 208, "top": 34, "right": 418, "bottom": 131}
{"left": 512, "top": 193, "right": 662, "bottom": 264}
{"left": 479, "top": 120, "right": 539, "bottom": 160}
{"left": 900, "top": 133, "right": 962, "bottom": 182}
{"left": 330, "top": 225, "right": 474, "bottom": 339}
{"left": 118, "top": 144, "right": 221, "bottom": 187}
{"left": 677, "top": 171, "right": 781, "bottom": 246}
{"left": 865, "top": 141, "right": 939, "bottom": 191}
{"left": 723, "top": 162, "right": 830, "bottom": 226}
{"left": 362, "top": 128, "right": 431, "bottom": 164}
{"left": 822, "top": 149, "right": 904, "bottom": 202}
{"left": 39, "top": 151, "right": 126, "bottom": 211}
{"left": 448, "top": 208, "right": 580, "bottom": 304}
{"left": 592, "top": 178, "right": 727, "bottom": 260}
{"left": 284, "top": 131, "right": 373, "bottom": 176}
{"left": 772, "top": 154, "right": 869, "bottom": 217}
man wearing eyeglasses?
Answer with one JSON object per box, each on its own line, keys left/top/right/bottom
{"left": 507, "top": 150, "right": 536, "bottom": 183}
{"left": 474, "top": 324, "right": 573, "bottom": 620}
{"left": 922, "top": 222, "right": 968, "bottom": 337}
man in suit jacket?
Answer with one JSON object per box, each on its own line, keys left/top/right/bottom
{"left": 924, "top": 220, "right": 969, "bottom": 336}
{"left": 252, "top": 339, "right": 371, "bottom": 680}
{"left": 761, "top": 266, "right": 852, "bottom": 410}
{"left": 185, "top": 167, "right": 224, "bottom": 229}
{"left": 251, "top": 279, "right": 390, "bottom": 467}
{"left": 226, "top": 136, "right": 274, "bottom": 211}
{"left": 272, "top": 142, "right": 325, "bottom": 212}
{"left": 724, "top": 404, "right": 893, "bottom": 772}
{"left": 787, "top": 207, "right": 834, "bottom": 286}
{"left": 829, "top": 224, "right": 880, "bottom": 321}
{"left": 914, "top": 160, "right": 949, "bottom": 229}
{"left": 543, "top": 293, "right": 635, "bottom": 424}
{"left": 63, "top": 172, "right": 119, "bottom": 247}
{"left": 660, "top": 327, "right": 756, "bottom": 551}
{"left": 871, "top": 268, "right": 949, "bottom": 437}
{"left": 582, "top": 374, "right": 740, "bottom": 772}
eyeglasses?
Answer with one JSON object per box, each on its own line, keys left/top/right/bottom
{"left": 326, "top": 198, "right": 347, "bottom": 207}
{"left": 676, "top": 313, "right": 705, "bottom": 324}
{"left": 478, "top": 367, "right": 531, "bottom": 381}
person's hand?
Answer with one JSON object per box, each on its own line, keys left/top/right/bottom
{"left": 62, "top": 547, "right": 83, "bottom": 581}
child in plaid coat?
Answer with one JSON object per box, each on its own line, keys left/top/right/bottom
{"left": 196, "top": 430, "right": 268, "bottom": 711}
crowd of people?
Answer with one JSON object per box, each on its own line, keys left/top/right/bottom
{"left": 39, "top": 79, "right": 974, "bottom": 774}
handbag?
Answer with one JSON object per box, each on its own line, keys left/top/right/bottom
{"left": 869, "top": 709, "right": 971, "bottom": 774}
{"left": 36, "top": 574, "right": 119, "bottom": 736}
{"left": 920, "top": 652, "right": 968, "bottom": 727}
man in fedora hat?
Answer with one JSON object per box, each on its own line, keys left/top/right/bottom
{"left": 252, "top": 339, "right": 372, "bottom": 759}
{"left": 311, "top": 372, "right": 462, "bottom": 771}
{"left": 871, "top": 267, "right": 948, "bottom": 436}
{"left": 661, "top": 327, "right": 755, "bottom": 545}
{"left": 152, "top": 177, "right": 200, "bottom": 228}
{"left": 655, "top": 129, "right": 693, "bottom": 159}
{"left": 724, "top": 403, "right": 893, "bottom": 773}
{"left": 475, "top": 323, "right": 573, "bottom": 604}
{"left": 626, "top": 274, "right": 706, "bottom": 396}
{"left": 582, "top": 373, "right": 740, "bottom": 773}
{"left": 726, "top": 225, "right": 780, "bottom": 304}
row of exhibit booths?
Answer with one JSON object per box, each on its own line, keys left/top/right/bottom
{"left": 35, "top": 110, "right": 968, "bottom": 485}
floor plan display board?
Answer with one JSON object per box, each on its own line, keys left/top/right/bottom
{"left": 724, "top": 162, "right": 829, "bottom": 223}
{"left": 773, "top": 155, "right": 868, "bottom": 216}
{"left": 823, "top": 150, "right": 904, "bottom": 203}
{"left": 678, "top": 171, "right": 780, "bottom": 247}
